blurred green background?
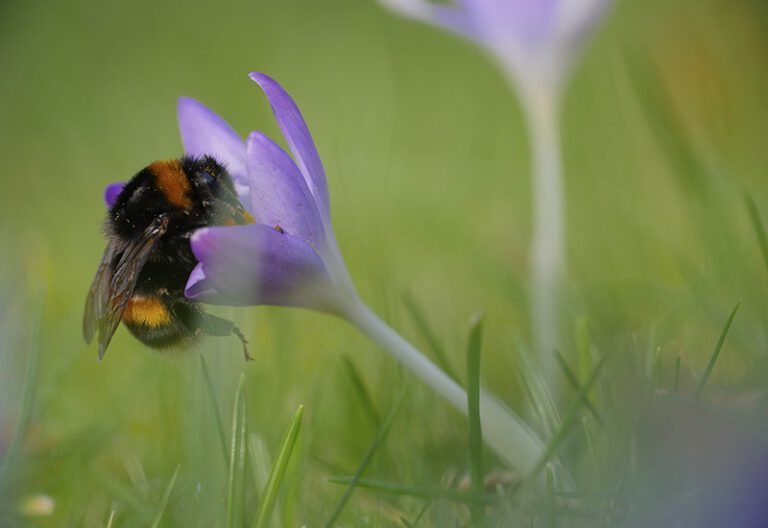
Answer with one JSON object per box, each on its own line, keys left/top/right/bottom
{"left": 1, "top": 0, "right": 767, "bottom": 525}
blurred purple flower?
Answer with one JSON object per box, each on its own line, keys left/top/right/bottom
{"left": 379, "top": 0, "right": 611, "bottom": 93}
{"left": 379, "top": 0, "right": 613, "bottom": 383}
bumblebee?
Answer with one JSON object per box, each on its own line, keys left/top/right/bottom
{"left": 83, "top": 155, "right": 253, "bottom": 361}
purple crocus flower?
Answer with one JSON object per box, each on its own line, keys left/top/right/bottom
{"left": 178, "top": 73, "right": 356, "bottom": 314}
{"left": 103, "top": 73, "right": 546, "bottom": 475}
{"left": 378, "top": 0, "right": 611, "bottom": 93}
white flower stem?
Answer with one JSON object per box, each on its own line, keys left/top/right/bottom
{"left": 521, "top": 83, "right": 565, "bottom": 398}
{"left": 342, "top": 300, "right": 546, "bottom": 473}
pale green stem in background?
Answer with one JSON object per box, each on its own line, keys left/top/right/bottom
{"left": 341, "top": 300, "right": 546, "bottom": 474}
{"left": 525, "top": 86, "right": 564, "bottom": 400}
{"left": 499, "top": 57, "right": 566, "bottom": 402}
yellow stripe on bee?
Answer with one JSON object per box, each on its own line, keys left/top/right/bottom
{"left": 150, "top": 159, "right": 193, "bottom": 209}
{"left": 122, "top": 296, "right": 171, "bottom": 327}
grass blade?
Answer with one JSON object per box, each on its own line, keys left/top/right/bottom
{"left": 745, "top": 191, "right": 768, "bottom": 276}
{"left": 341, "top": 355, "right": 381, "bottom": 429}
{"left": 553, "top": 349, "right": 602, "bottom": 425}
{"left": 252, "top": 405, "right": 304, "bottom": 528}
{"left": 227, "top": 374, "right": 247, "bottom": 528}
{"left": 527, "top": 355, "right": 608, "bottom": 480}
{"left": 149, "top": 464, "right": 180, "bottom": 528}
{"left": 695, "top": 301, "right": 741, "bottom": 398}
{"left": 466, "top": 313, "right": 484, "bottom": 524}
{"left": 402, "top": 291, "right": 459, "bottom": 381}
{"left": 199, "top": 355, "right": 229, "bottom": 466}
{"left": 546, "top": 464, "right": 557, "bottom": 528}
{"left": 323, "top": 389, "right": 406, "bottom": 527}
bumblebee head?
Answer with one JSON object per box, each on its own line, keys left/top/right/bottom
{"left": 183, "top": 155, "right": 233, "bottom": 198}
{"left": 182, "top": 155, "right": 252, "bottom": 225}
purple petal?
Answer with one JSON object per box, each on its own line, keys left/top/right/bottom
{"left": 185, "top": 263, "right": 252, "bottom": 306}
{"left": 462, "top": 0, "right": 557, "bottom": 48}
{"left": 246, "top": 132, "right": 324, "bottom": 247}
{"left": 177, "top": 97, "right": 251, "bottom": 207}
{"left": 379, "top": 0, "right": 480, "bottom": 42}
{"left": 104, "top": 182, "right": 125, "bottom": 208}
{"left": 428, "top": 4, "right": 479, "bottom": 39}
{"left": 248, "top": 73, "right": 330, "bottom": 219}
{"left": 186, "top": 224, "right": 334, "bottom": 309}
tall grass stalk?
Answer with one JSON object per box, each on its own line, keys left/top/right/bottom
{"left": 149, "top": 465, "right": 181, "bottom": 528}
{"left": 252, "top": 405, "right": 304, "bottom": 528}
{"left": 695, "top": 300, "right": 741, "bottom": 399}
{"left": 226, "top": 375, "right": 248, "bottom": 528}
{"left": 466, "top": 313, "right": 485, "bottom": 524}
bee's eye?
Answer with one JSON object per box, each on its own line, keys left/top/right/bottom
{"left": 200, "top": 170, "right": 216, "bottom": 186}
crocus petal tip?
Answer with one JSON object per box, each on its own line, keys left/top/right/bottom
{"left": 248, "top": 72, "right": 287, "bottom": 100}
{"left": 246, "top": 70, "right": 331, "bottom": 218}
{"left": 184, "top": 263, "right": 211, "bottom": 299}
{"left": 177, "top": 95, "right": 202, "bottom": 114}
{"left": 248, "top": 71, "right": 274, "bottom": 86}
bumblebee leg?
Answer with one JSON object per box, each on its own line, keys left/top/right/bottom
{"left": 231, "top": 326, "right": 252, "bottom": 362}
{"left": 197, "top": 312, "right": 252, "bottom": 362}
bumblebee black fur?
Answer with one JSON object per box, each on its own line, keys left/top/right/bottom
{"left": 83, "top": 155, "right": 252, "bottom": 361}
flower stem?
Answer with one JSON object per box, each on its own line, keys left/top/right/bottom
{"left": 522, "top": 85, "right": 565, "bottom": 398}
{"left": 343, "top": 301, "right": 545, "bottom": 473}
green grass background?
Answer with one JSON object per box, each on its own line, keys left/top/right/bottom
{"left": 1, "top": 0, "right": 767, "bottom": 525}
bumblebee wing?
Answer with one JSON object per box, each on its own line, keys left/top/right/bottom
{"left": 96, "top": 214, "right": 170, "bottom": 360}
{"left": 83, "top": 244, "right": 117, "bottom": 344}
